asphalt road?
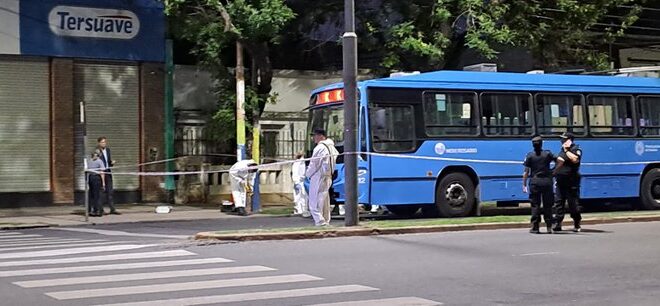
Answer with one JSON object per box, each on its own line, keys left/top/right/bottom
{"left": 2, "top": 221, "right": 660, "bottom": 305}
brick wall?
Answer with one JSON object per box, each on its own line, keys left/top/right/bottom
{"left": 50, "top": 58, "right": 74, "bottom": 204}
{"left": 140, "top": 62, "right": 166, "bottom": 202}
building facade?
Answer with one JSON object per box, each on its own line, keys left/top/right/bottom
{"left": 0, "top": 0, "right": 166, "bottom": 206}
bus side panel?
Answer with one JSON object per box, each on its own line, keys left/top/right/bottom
{"left": 582, "top": 176, "right": 640, "bottom": 199}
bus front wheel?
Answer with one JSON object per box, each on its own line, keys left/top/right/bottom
{"left": 641, "top": 168, "right": 660, "bottom": 210}
{"left": 435, "top": 173, "right": 476, "bottom": 217}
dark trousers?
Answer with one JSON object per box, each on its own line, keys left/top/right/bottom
{"left": 553, "top": 176, "right": 582, "bottom": 227}
{"left": 89, "top": 175, "right": 102, "bottom": 213}
{"left": 103, "top": 174, "right": 116, "bottom": 211}
{"left": 530, "top": 183, "right": 554, "bottom": 227}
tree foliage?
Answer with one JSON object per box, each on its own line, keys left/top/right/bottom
{"left": 166, "top": 0, "right": 295, "bottom": 142}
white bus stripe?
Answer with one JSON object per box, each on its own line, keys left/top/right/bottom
{"left": 0, "top": 258, "right": 233, "bottom": 277}
{"left": 0, "top": 241, "right": 120, "bottom": 252}
{"left": 0, "top": 239, "right": 107, "bottom": 248}
{"left": 16, "top": 265, "right": 275, "bottom": 287}
{"left": 308, "top": 297, "right": 443, "bottom": 306}
{"left": 0, "top": 244, "right": 155, "bottom": 259}
{"left": 91, "top": 285, "right": 379, "bottom": 306}
{"left": 0, "top": 250, "right": 196, "bottom": 267}
{"left": 47, "top": 274, "right": 322, "bottom": 300}
{"left": 0, "top": 234, "right": 42, "bottom": 239}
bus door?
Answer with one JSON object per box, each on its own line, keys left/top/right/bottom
{"left": 357, "top": 106, "right": 371, "bottom": 205}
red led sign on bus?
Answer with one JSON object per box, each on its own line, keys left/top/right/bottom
{"left": 315, "top": 89, "right": 344, "bottom": 105}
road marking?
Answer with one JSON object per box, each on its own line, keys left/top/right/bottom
{"left": 0, "top": 250, "right": 196, "bottom": 267}
{"left": 515, "top": 252, "right": 560, "bottom": 257}
{"left": 0, "top": 232, "right": 25, "bottom": 236}
{"left": 0, "top": 244, "right": 155, "bottom": 259}
{"left": 308, "top": 297, "right": 443, "bottom": 306}
{"left": 51, "top": 228, "right": 189, "bottom": 239}
{"left": 0, "top": 241, "right": 120, "bottom": 252}
{"left": 91, "top": 285, "right": 379, "bottom": 306}
{"left": 16, "top": 265, "right": 275, "bottom": 287}
{"left": 47, "top": 274, "right": 323, "bottom": 300}
{"left": 0, "top": 237, "right": 63, "bottom": 243}
{"left": 0, "top": 257, "right": 232, "bottom": 277}
{"left": 0, "top": 239, "right": 107, "bottom": 248}
{"left": 0, "top": 234, "right": 42, "bottom": 239}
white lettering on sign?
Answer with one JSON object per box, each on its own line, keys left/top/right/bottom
{"left": 49, "top": 6, "right": 140, "bottom": 39}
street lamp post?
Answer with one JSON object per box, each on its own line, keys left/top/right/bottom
{"left": 343, "top": 0, "right": 358, "bottom": 226}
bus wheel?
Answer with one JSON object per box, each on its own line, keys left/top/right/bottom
{"left": 641, "top": 168, "right": 660, "bottom": 210}
{"left": 386, "top": 205, "right": 420, "bottom": 218}
{"left": 435, "top": 173, "right": 475, "bottom": 217}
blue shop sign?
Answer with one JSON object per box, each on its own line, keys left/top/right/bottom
{"left": 20, "top": 0, "right": 165, "bottom": 62}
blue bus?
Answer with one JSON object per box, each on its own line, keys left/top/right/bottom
{"left": 306, "top": 71, "right": 660, "bottom": 217}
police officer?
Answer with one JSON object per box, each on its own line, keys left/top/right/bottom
{"left": 553, "top": 132, "right": 583, "bottom": 232}
{"left": 523, "top": 136, "right": 555, "bottom": 234}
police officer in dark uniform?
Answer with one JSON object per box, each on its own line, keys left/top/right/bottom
{"left": 553, "top": 132, "right": 583, "bottom": 232}
{"left": 523, "top": 136, "right": 555, "bottom": 234}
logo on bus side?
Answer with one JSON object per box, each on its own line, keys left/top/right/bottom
{"left": 434, "top": 142, "right": 478, "bottom": 155}
{"left": 636, "top": 141, "right": 645, "bottom": 156}
{"left": 434, "top": 143, "right": 446, "bottom": 155}
{"left": 49, "top": 6, "right": 140, "bottom": 39}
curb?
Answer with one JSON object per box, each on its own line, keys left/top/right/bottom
{"left": 0, "top": 224, "right": 52, "bottom": 230}
{"left": 194, "top": 215, "right": 660, "bottom": 241}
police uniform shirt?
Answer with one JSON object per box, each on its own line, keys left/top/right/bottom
{"left": 524, "top": 150, "right": 555, "bottom": 185}
{"left": 555, "top": 145, "right": 582, "bottom": 177}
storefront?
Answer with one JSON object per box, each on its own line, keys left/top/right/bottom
{"left": 0, "top": 0, "right": 166, "bottom": 206}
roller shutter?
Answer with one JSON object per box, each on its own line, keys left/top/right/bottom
{"left": 0, "top": 58, "right": 50, "bottom": 192}
{"left": 74, "top": 63, "right": 140, "bottom": 191}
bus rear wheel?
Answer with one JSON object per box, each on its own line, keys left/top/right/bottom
{"left": 435, "top": 173, "right": 475, "bottom": 217}
{"left": 641, "top": 168, "right": 660, "bottom": 210}
{"left": 386, "top": 205, "right": 420, "bottom": 218}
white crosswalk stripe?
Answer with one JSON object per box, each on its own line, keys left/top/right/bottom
{"left": 0, "top": 232, "right": 25, "bottom": 236}
{"left": 0, "top": 233, "right": 441, "bottom": 306}
{"left": 16, "top": 266, "right": 276, "bottom": 287}
{"left": 0, "top": 257, "right": 232, "bottom": 277}
{"left": 0, "top": 241, "right": 121, "bottom": 252}
{"left": 91, "top": 285, "right": 380, "bottom": 306}
{"left": 0, "top": 234, "right": 42, "bottom": 239}
{"left": 0, "top": 249, "right": 195, "bottom": 267}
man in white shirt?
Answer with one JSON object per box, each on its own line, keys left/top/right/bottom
{"left": 305, "top": 129, "right": 338, "bottom": 226}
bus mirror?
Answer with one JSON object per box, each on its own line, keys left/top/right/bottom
{"left": 374, "top": 109, "right": 387, "bottom": 129}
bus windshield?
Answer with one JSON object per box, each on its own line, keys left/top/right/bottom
{"left": 308, "top": 105, "right": 344, "bottom": 151}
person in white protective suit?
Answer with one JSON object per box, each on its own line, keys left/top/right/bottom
{"left": 305, "top": 129, "right": 338, "bottom": 226}
{"left": 292, "top": 153, "right": 310, "bottom": 217}
{"left": 229, "top": 159, "right": 258, "bottom": 216}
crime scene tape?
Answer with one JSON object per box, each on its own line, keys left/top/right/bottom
{"left": 86, "top": 151, "right": 660, "bottom": 177}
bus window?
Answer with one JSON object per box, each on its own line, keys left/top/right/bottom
{"left": 638, "top": 96, "right": 660, "bottom": 136}
{"left": 535, "top": 94, "right": 586, "bottom": 136}
{"left": 480, "top": 93, "right": 533, "bottom": 136}
{"left": 370, "top": 105, "right": 415, "bottom": 152}
{"left": 422, "top": 92, "right": 478, "bottom": 136}
{"left": 587, "top": 95, "right": 635, "bottom": 136}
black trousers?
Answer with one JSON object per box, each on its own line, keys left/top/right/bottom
{"left": 88, "top": 175, "right": 102, "bottom": 213}
{"left": 530, "top": 183, "right": 553, "bottom": 226}
{"left": 103, "top": 174, "right": 116, "bottom": 211}
{"left": 553, "top": 176, "right": 582, "bottom": 226}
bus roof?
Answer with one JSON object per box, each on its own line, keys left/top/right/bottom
{"left": 312, "top": 70, "right": 660, "bottom": 95}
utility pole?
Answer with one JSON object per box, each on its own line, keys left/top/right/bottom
{"left": 164, "top": 39, "right": 175, "bottom": 199}
{"left": 236, "top": 41, "right": 246, "bottom": 161}
{"left": 343, "top": 0, "right": 358, "bottom": 226}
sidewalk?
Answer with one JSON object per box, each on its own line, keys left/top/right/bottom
{"left": 0, "top": 204, "right": 264, "bottom": 229}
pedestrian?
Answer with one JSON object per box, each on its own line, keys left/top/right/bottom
{"left": 305, "top": 129, "right": 338, "bottom": 226}
{"left": 553, "top": 132, "right": 583, "bottom": 232}
{"left": 292, "top": 153, "right": 310, "bottom": 217}
{"left": 97, "top": 137, "right": 120, "bottom": 215}
{"left": 522, "top": 136, "right": 555, "bottom": 234}
{"left": 229, "top": 159, "right": 258, "bottom": 216}
{"left": 87, "top": 150, "right": 106, "bottom": 217}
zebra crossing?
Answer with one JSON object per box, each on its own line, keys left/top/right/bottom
{"left": 0, "top": 231, "right": 441, "bottom": 305}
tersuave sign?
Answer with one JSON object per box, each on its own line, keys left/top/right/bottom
{"left": 48, "top": 6, "right": 140, "bottom": 39}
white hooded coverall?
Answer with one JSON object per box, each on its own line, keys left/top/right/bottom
{"left": 292, "top": 157, "right": 309, "bottom": 216}
{"left": 305, "top": 138, "right": 338, "bottom": 226}
{"left": 229, "top": 159, "right": 257, "bottom": 208}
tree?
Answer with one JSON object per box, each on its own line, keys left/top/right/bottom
{"left": 166, "top": 0, "right": 295, "bottom": 150}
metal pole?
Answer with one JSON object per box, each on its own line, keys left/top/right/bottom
{"left": 80, "top": 101, "right": 89, "bottom": 222}
{"left": 236, "top": 41, "right": 246, "bottom": 161}
{"left": 164, "top": 39, "right": 175, "bottom": 198}
{"left": 343, "top": 0, "right": 358, "bottom": 226}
